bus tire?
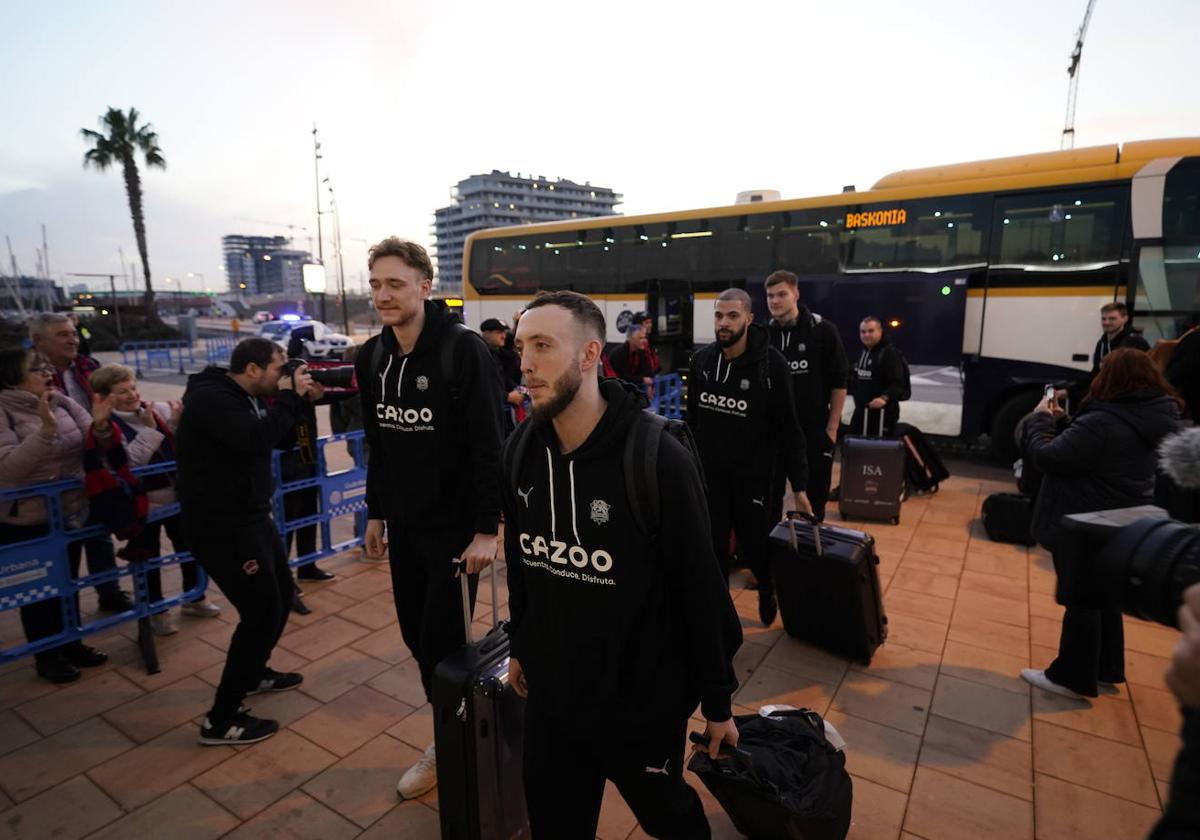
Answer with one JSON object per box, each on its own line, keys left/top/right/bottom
{"left": 989, "top": 390, "right": 1041, "bottom": 463}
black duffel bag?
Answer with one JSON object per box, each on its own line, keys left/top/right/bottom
{"left": 687, "top": 708, "right": 851, "bottom": 840}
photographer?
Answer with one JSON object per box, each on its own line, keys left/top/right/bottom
{"left": 1020, "top": 349, "right": 1181, "bottom": 699}
{"left": 176, "top": 338, "right": 311, "bottom": 746}
{"left": 1152, "top": 582, "right": 1200, "bottom": 838}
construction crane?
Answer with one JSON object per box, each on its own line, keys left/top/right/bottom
{"left": 1061, "top": 0, "right": 1097, "bottom": 150}
{"left": 232, "top": 217, "right": 311, "bottom": 250}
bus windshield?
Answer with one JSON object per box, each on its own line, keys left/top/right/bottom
{"left": 1135, "top": 156, "right": 1200, "bottom": 341}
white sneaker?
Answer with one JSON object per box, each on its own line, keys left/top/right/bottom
{"left": 1021, "top": 668, "right": 1085, "bottom": 700}
{"left": 181, "top": 601, "right": 221, "bottom": 618}
{"left": 150, "top": 612, "right": 178, "bottom": 636}
{"left": 396, "top": 743, "right": 437, "bottom": 799}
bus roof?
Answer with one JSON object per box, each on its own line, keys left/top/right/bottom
{"left": 465, "top": 138, "right": 1200, "bottom": 243}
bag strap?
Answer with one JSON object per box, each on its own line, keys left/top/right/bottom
{"left": 504, "top": 418, "right": 535, "bottom": 499}
{"left": 623, "top": 412, "right": 664, "bottom": 539}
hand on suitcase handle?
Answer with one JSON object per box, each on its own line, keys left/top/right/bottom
{"left": 785, "top": 510, "right": 824, "bottom": 556}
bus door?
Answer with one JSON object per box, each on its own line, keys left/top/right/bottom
{"left": 645, "top": 278, "right": 693, "bottom": 373}
{"left": 1130, "top": 155, "right": 1200, "bottom": 343}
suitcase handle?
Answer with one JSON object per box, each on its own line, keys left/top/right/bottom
{"left": 454, "top": 557, "right": 501, "bottom": 646}
{"left": 862, "top": 408, "right": 885, "bottom": 438}
{"left": 785, "top": 510, "right": 823, "bottom": 557}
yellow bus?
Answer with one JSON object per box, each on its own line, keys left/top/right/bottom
{"left": 462, "top": 139, "right": 1200, "bottom": 457}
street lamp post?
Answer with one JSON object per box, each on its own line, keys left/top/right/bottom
{"left": 324, "top": 178, "right": 349, "bottom": 335}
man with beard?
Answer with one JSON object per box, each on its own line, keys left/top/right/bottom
{"left": 176, "top": 337, "right": 313, "bottom": 745}
{"left": 764, "top": 270, "right": 848, "bottom": 522}
{"left": 356, "top": 237, "right": 504, "bottom": 799}
{"left": 503, "top": 290, "right": 742, "bottom": 838}
{"left": 688, "top": 288, "right": 810, "bottom": 626}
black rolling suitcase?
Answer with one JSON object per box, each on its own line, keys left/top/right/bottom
{"left": 981, "top": 493, "right": 1036, "bottom": 545}
{"left": 839, "top": 410, "right": 906, "bottom": 524}
{"left": 892, "top": 421, "right": 950, "bottom": 495}
{"left": 432, "top": 563, "right": 529, "bottom": 840}
{"left": 769, "top": 513, "right": 888, "bottom": 664}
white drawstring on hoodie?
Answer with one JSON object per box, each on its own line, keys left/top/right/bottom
{"left": 544, "top": 448, "right": 583, "bottom": 545}
{"left": 714, "top": 353, "right": 732, "bottom": 384}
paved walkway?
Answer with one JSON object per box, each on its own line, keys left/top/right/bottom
{"left": 0, "top": 383, "right": 1182, "bottom": 838}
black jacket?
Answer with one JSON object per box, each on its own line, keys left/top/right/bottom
{"left": 175, "top": 366, "right": 305, "bottom": 525}
{"left": 1025, "top": 390, "right": 1180, "bottom": 553}
{"left": 1166, "top": 328, "right": 1200, "bottom": 422}
{"left": 687, "top": 323, "right": 807, "bottom": 486}
{"left": 607, "top": 342, "right": 655, "bottom": 389}
{"left": 490, "top": 345, "right": 522, "bottom": 395}
{"left": 1092, "top": 325, "right": 1150, "bottom": 371}
{"left": 850, "top": 338, "right": 906, "bottom": 431}
{"left": 503, "top": 379, "right": 742, "bottom": 725}
{"left": 356, "top": 301, "right": 504, "bottom": 535}
{"left": 767, "top": 307, "right": 850, "bottom": 426}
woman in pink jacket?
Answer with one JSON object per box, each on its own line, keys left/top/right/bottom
{"left": 0, "top": 348, "right": 110, "bottom": 683}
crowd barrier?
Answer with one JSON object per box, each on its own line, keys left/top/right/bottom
{"left": 650, "top": 373, "right": 684, "bottom": 419}
{"left": 119, "top": 340, "right": 196, "bottom": 377}
{"left": 0, "top": 431, "right": 367, "bottom": 674}
{"left": 205, "top": 335, "right": 239, "bottom": 366}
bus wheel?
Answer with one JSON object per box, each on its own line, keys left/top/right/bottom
{"left": 988, "top": 390, "right": 1042, "bottom": 464}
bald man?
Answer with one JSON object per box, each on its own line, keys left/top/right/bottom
{"left": 687, "top": 289, "right": 810, "bottom": 627}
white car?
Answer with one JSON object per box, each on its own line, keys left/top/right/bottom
{"left": 258, "top": 318, "right": 354, "bottom": 360}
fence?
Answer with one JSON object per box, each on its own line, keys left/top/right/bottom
{"left": 119, "top": 340, "right": 196, "bottom": 377}
{"left": 0, "top": 431, "right": 367, "bottom": 673}
{"left": 205, "top": 335, "right": 239, "bottom": 366}
{"left": 649, "top": 373, "right": 684, "bottom": 419}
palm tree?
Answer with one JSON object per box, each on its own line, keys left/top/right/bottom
{"left": 81, "top": 107, "right": 166, "bottom": 320}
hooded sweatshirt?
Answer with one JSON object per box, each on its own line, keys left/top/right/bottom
{"left": 503, "top": 379, "right": 742, "bottom": 725}
{"left": 1025, "top": 390, "right": 1181, "bottom": 553}
{"left": 174, "top": 367, "right": 305, "bottom": 526}
{"left": 356, "top": 300, "right": 504, "bottom": 535}
{"left": 1092, "top": 324, "right": 1150, "bottom": 371}
{"left": 768, "top": 306, "right": 850, "bottom": 427}
{"left": 687, "top": 323, "right": 807, "bottom": 487}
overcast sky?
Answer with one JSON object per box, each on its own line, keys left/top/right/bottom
{"left": 1, "top": 0, "right": 1198, "bottom": 292}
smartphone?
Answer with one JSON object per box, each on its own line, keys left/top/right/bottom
{"left": 1043, "top": 384, "right": 1056, "bottom": 404}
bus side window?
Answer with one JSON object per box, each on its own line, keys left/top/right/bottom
{"left": 993, "top": 187, "right": 1126, "bottom": 268}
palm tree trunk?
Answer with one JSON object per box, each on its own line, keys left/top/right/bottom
{"left": 121, "top": 152, "right": 159, "bottom": 323}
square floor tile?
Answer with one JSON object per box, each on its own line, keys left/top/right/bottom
{"left": 102, "top": 675, "right": 213, "bottom": 743}
{"left": 1031, "top": 689, "right": 1141, "bottom": 746}
{"left": 884, "top": 612, "right": 949, "bottom": 656}
{"left": 888, "top": 566, "right": 959, "bottom": 600}
{"left": 290, "top": 685, "right": 413, "bottom": 758}
{"left": 88, "top": 722, "right": 236, "bottom": 810}
{"left": 946, "top": 613, "right": 1029, "bottom": 658}
{"left": 850, "top": 643, "right": 941, "bottom": 692}
{"left": 760, "top": 637, "right": 849, "bottom": 687}
{"left": 85, "top": 783, "right": 240, "bottom": 840}
{"left": 1125, "top": 649, "right": 1170, "bottom": 692}
{"left": 831, "top": 672, "right": 931, "bottom": 737}
{"left": 826, "top": 709, "right": 920, "bottom": 793}
{"left": 193, "top": 729, "right": 338, "bottom": 819}
{"left": 297, "top": 647, "right": 392, "bottom": 704}
{"left": 958, "top": 570, "right": 1027, "bottom": 602}
{"left": 931, "top": 674, "right": 1030, "bottom": 741}
{"left": 350, "top": 624, "right": 412, "bottom": 666}
{"left": 886, "top": 588, "right": 955, "bottom": 625}
{"left": 734, "top": 665, "right": 836, "bottom": 715}
{"left": 953, "top": 590, "right": 1029, "bottom": 629}
{"left": 0, "top": 708, "right": 40, "bottom": 757}
{"left": 1123, "top": 622, "right": 1181, "bottom": 659}
{"left": 1033, "top": 719, "right": 1159, "bottom": 807}
{"left": 0, "top": 716, "right": 133, "bottom": 802}
{"left": 1033, "top": 773, "right": 1161, "bottom": 840}
{"left": 918, "top": 714, "right": 1032, "bottom": 800}
{"left": 845, "top": 774, "right": 907, "bottom": 840}
{"left": 1141, "top": 725, "right": 1183, "bottom": 782}
{"left": 304, "top": 733, "right": 420, "bottom": 829}
{"left": 0, "top": 775, "right": 124, "bottom": 840}
{"left": 938, "top": 640, "right": 1029, "bottom": 695}
{"left": 1130, "top": 683, "right": 1183, "bottom": 734}
{"left": 278, "top": 616, "right": 371, "bottom": 661}
{"left": 903, "top": 765, "right": 1033, "bottom": 840}
{"left": 356, "top": 800, "right": 443, "bottom": 840}
{"left": 900, "top": 550, "right": 964, "bottom": 577}
{"left": 223, "top": 789, "right": 360, "bottom": 840}
{"left": 15, "top": 669, "right": 144, "bottom": 736}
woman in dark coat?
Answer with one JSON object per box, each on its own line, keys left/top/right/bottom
{"left": 1021, "top": 349, "right": 1182, "bottom": 699}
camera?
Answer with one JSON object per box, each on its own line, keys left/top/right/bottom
{"left": 281, "top": 358, "right": 357, "bottom": 390}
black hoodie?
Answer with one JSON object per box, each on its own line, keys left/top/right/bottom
{"left": 1026, "top": 390, "right": 1181, "bottom": 553}
{"left": 767, "top": 306, "right": 850, "bottom": 427}
{"left": 175, "top": 366, "right": 305, "bottom": 526}
{"left": 503, "top": 379, "right": 742, "bottom": 725}
{"left": 687, "top": 323, "right": 807, "bottom": 487}
{"left": 850, "top": 337, "right": 907, "bottom": 410}
{"left": 356, "top": 300, "right": 504, "bottom": 535}
{"left": 1092, "top": 324, "right": 1150, "bottom": 371}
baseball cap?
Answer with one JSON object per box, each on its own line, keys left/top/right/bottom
{"left": 480, "top": 318, "right": 508, "bottom": 333}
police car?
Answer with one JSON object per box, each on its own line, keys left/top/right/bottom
{"left": 258, "top": 315, "right": 353, "bottom": 359}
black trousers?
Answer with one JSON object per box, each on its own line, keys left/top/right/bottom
{"left": 1044, "top": 604, "right": 1125, "bottom": 697}
{"left": 188, "top": 517, "right": 293, "bottom": 722}
{"left": 523, "top": 708, "right": 710, "bottom": 839}
{"left": 1, "top": 522, "right": 86, "bottom": 660}
{"left": 283, "top": 487, "right": 319, "bottom": 569}
{"left": 706, "top": 474, "right": 772, "bottom": 591}
{"left": 771, "top": 421, "right": 835, "bottom": 524}
{"left": 386, "top": 524, "right": 477, "bottom": 703}
{"left": 126, "top": 514, "right": 202, "bottom": 604}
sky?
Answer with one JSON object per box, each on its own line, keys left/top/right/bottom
{"left": 1, "top": 0, "right": 1198, "bottom": 293}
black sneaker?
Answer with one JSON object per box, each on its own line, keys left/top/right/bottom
{"left": 758, "top": 589, "right": 778, "bottom": 627}
{"left": 35, "top": 654, "right": 81, "bottom": 684}
{"left": 198, "top": 712, "right": 279, "bottom": 746}
{"left": 291, "top": 588, "right": 312, "bottom": 615}
{"left": 297, "top": 566, "right": 336, "bottom": 581}
{"left": 247, "top": 667, "right": 303, "bottom": 696}
{"left": 98, "top": 590, "right": 135, "bottom": 612}
{"left": 63, "top": 642, "right": 108, "bottom": 668}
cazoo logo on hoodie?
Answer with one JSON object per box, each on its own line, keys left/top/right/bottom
{"left": 519, "top": 532, "right": 616, "bottom": 586}
{"left": 376, "top": 403, "right": 435, "bottom": 432}
{"left": 697, "top": 389, "right": 749, "bottom": 417}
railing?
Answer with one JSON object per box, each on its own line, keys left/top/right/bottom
{"left": 649, "top": 373, "right": 684, "bottom": 419}
{"left": 0, "top": 431, "right": 367, "bottom": 673}
{"left": 119, "top": 340, "right": 196, "bottom": 377}
{"left": 204, "top": 335, "right": 239, "bottom": 366}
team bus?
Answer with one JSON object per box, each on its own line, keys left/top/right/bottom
{"left": 461, "top": 139, "right": 1200, "bottom": 457}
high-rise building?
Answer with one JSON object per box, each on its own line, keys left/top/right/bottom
{"left": 433, "top": 171, "right": 621, "bottom": 292}
{"left": 222, "top": 236, "right": 313, "bottom": 296}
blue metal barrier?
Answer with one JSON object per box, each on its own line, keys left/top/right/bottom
{"left": 205, "top": 335, "right": 238, "bottom": 366}
{"left": 119, "top": 340, "right": 195, "bottom": 377}
{"left": 0, "top": 431, "right": 368, "bottom": 672}
{"left": 649, "top": 373, "right": 684, "bottom": 419}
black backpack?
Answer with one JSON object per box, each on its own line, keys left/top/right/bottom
{"left": 504, "top": 410, "right": 705, "bottom": 539}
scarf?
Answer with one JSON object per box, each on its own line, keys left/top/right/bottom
{"left": 83, "top": 422, "right": 150, "bottom": 557}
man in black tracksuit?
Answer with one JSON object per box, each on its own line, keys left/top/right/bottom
{"left": 176, "top": 338, "right": 312, "bottom": 746}
{"left": 504, "top": 291, "right": 742, "bottom": 839}
{"left": 1092, "top": 301, "right": 1150, "bottom": 371}
{"left": 849, "top": 316, "right": 907, "bottom": 436}
{"left": 356, "top": 238, "right": 504, "bottom": 800}
{"left": 688, "top": 288, "right": 809, "bottom": 628}
{"left": 764, "top": 270, "right": 849, "bottom": 523}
